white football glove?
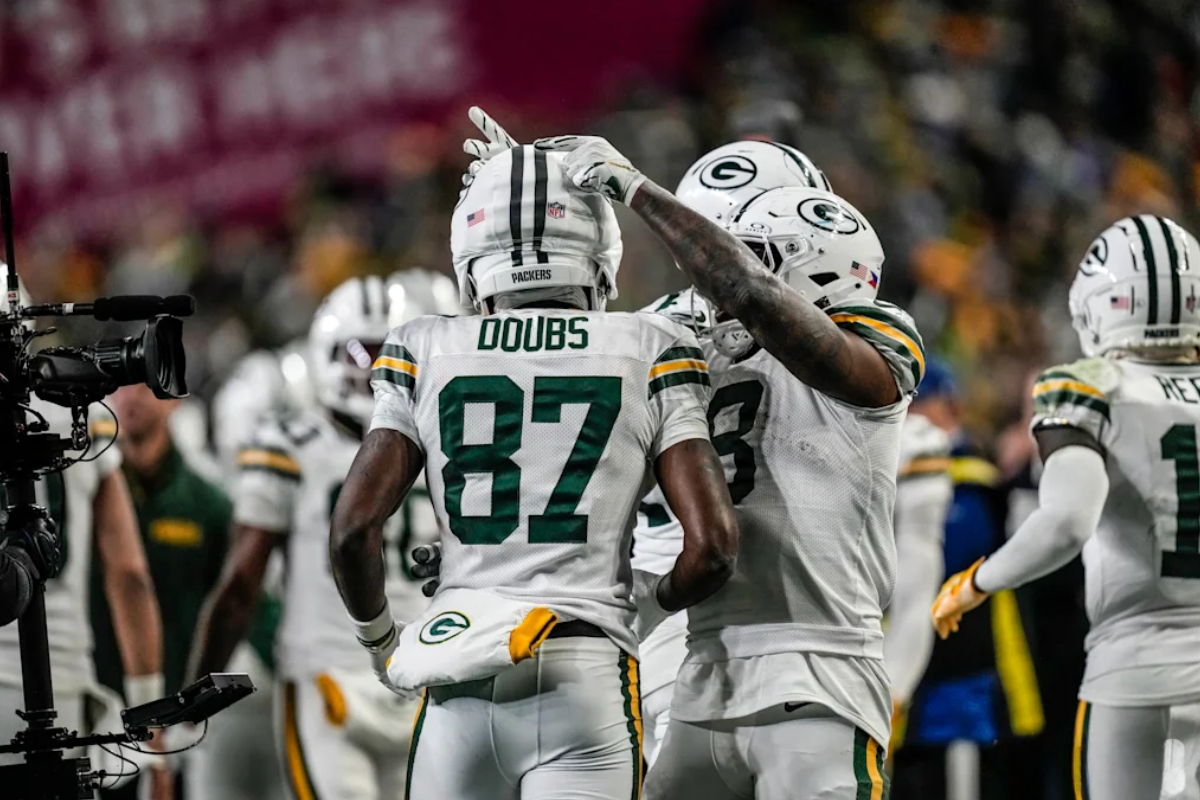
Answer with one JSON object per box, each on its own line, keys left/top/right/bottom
{"left": 351, "top": 606, "right": 407, "bottom": 696}
{"left": 461, "top": 106, "right": 518, "bottom": 188}
{"left": 534, "top": 135, "right": 647, "bottom": 205}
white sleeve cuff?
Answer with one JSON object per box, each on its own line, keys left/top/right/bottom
{"left": 125, "top": 672, "right": 165, "bottom": 707}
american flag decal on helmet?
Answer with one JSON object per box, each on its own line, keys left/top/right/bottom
{"left": 467, "top": 209, "right": 485, "bottom": 227}
{"left": 850, "top": 261, "right": 878, "bottom": 288}
{"left": 1110, "top": 295, "right": 1131, "bottom": 310}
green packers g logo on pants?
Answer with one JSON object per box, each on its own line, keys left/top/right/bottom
{"left": 419, "top": 611, "right": 471, "bottom": 645}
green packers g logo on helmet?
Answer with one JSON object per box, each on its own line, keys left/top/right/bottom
{"left": 419, "top": 611, "right": 471, "bottom": 645}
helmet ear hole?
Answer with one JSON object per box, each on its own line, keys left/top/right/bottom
{"left": 809, "top": 272, "right": 840, "bottom": 287}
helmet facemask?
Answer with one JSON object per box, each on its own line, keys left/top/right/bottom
{"left": 700, "top": 232, "right": 825, "bottom": 358}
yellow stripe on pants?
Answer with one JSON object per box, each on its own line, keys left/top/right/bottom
{"left": 283, "top": 682, "right": 318, "bottom": 800}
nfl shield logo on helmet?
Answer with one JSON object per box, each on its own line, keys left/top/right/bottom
{"left": 547, "top": 202, "right": 566, "bottom": 219}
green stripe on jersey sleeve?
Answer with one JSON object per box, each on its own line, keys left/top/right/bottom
{"left": 649, "top": 370, "right": 711, "bottom": 396}
{"left": 379, "top": 342, "right": 414, "bottom": 362}
{"left": 371, "top": 368, "right": 415, "bottom": 389}
{"left": 655, "top": 345, "right": 705, "bottom": 364}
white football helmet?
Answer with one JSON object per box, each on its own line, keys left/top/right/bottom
{"left": 452, "top": 145, "right": 622, "bottom": 313}
{"left": 640, "top": 287, "right": 712, "bottom": 333}
{"left": 676, "top": 141, "right": 831, "bottom": 225}
{"left": 707, "top": 186, "right": 885, "bottom": 357}
{"left": 1070, "top": 215, "right": 1200, "bottom": 357}
{"left": 309, "top": 275, "right": 426, "bottom": 425}
{"left": 387, "top": 268, "right": 462, "bottom": 317}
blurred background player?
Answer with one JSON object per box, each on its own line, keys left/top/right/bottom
{"left": 885, "top": 380, "right": 953, "bottom": 743}
{"left": 89, "top": 383, "right": 281, "bottom": 800}
{"left": 933, "top": 216, "right": 1200, "bottom": 800}
{"left": 891, "top": 359, "right": 1045, "bottom": 800}
{"left": 187, "top": 276, "right": 438, "bottom": 800}
{"left": 332, "top": 143, "right": 739, "bottom": 800}
{"left": 0, "top": 288, "right": 166, "bottom": 788}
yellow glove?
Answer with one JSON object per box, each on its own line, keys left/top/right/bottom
{"left": 930, "top": 557, "right": 988, "bottom": 639}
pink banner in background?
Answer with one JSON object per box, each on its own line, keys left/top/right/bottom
{"left": 0, "top": 0, "right": 709, "bottom": 235}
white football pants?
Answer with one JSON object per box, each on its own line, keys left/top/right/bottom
{"left": 275, "top": 669, "right": 415, "bottom": 800}
{"left": 645, "top": 702, "right": 888, "bottom": 800}
{"left": 405, "top": 636, "right": 643, "bottom": 800}
{"left": 1075, "top": 701, "right": 1200, "bottom": 800}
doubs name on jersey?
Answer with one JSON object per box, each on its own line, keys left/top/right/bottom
{"left": 478, "top": 315, "right": 590, "bottom": 353}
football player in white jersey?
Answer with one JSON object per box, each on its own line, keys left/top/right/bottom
{"left": 634, "top": 142, "right": 951, "bottom": 765}
{"left": 533, "top": 134, "right": 924, "bottom": 799}
{"left": 187, "top": 275, "right": 439, "bottom": 800}
{"left": 329, "top": 144, "right": 739, "bottom": 800}
{"left": 933, "top": 215, "right": 1200, "bottom": 800}
{"left": 886, "top": 411, "right": 952, "bottom": 728}
{"left": 0, "top": 290, "right": 165, "bottom": 776}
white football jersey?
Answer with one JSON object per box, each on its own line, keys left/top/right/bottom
{"left": 672, "top": 298, "right": 924, "bottom": 745}
{"left": 0, "top": 401, "right": 122, "bottom": 692}
{"left": 884, "top": 413, "right": 952, "bottom": 703}
{"left": 1031, "top": 357, "right": 1200, "bottom": 703}
{"left": 232, "top": 409, "right": 439, "bottom": 679}
{"left": 369, "top": 309, "right": 713, "bottom": 657}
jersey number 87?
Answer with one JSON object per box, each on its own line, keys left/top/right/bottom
{"left": 439, "top": 375, "right": 621, "bottom": 545}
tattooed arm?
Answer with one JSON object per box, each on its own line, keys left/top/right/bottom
{"left": 330, "top": 429, "right": 425, "bottom": 621}
{"left": 534, "top": 133, "right": 899, "bottom": 408}
{"left": 628, "top": 181, "right": 898, "bottom": 407}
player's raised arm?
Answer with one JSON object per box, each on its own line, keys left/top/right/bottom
{"left": 535, "top": 135, "right": 900, "bottom": 408}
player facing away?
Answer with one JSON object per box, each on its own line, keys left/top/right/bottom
{"left": 187, "top": 276, "right": 438, "bottom": 800}
{"left": 329, "top": 144, "right": 739, "bottom": 800}
{"left": 534, "top": 135, "right": 925, "bottom": 798}
{"left": 933, "top": 215, "right": 1200, "bottom": 800}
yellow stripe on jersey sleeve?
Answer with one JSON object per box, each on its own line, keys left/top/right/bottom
{"left": 829, "top": 312, "right": 926, "bottom": 377}
{"left": 1032, "top": 378, "right": 1103, "bottom": 399}
{"left": 237, "top": 449, "right": 301, "bottom": 477}
{"left": 372, "top": 356, "right": 417, "bottom": 377}
{"left": 899, "top": 456, "right": 952, "bottom": 478}
{"left": 89, "top": 420, "right": 117, "bottom": 438}
{"left": 648, "top": 358, "right": 709, "bottom": 379}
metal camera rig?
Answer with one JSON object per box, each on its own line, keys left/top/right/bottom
{"left": 0, "top": 153, "right": 253, "bottom": 799}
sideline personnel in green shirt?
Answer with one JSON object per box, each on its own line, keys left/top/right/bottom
{"left": 91, "top": 385, "right": 233, "bottom": 699}
{"left": 91, "top": 384, "right": 278, "bottom": 800}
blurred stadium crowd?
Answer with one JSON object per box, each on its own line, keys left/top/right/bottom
{"left": 17, "top": 0, "right": 1200, "bottom": 455}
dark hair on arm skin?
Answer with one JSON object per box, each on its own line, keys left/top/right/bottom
{"left": 329, "top": 428, "right": 425, "bottom": 622}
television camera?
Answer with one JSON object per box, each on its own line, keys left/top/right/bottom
{"left": 0, "top": 153, "right": 253, "bottom": 799}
